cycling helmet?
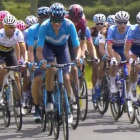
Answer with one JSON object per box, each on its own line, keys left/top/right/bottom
{"left": 49, "top": 3, "right": 66, "bottom": 20}
{"left": 107, "top": 15, "right": 116, "bottom": 25}
{"left": 16, "top": 20, "right": 26, "bottom": 30}
{"left": 136, "top": 12, "right": 140, "bottom": 23}
{"left": 115, "top": 11, "right": 130, "bottom": 21}
{"left": 93, "top": 13, "right": 106, "bottom": 23}
{"left": 0, "top": 10, "right": 10, "bottom": 21}
{"left": 37, "top": 6, "right": 49, "bottom": 18}
{"left": 3, "top": 15, "right": 17, "bottom": 26}
{"left": 25, "top": 15, "right": 38, "bottom": 27}
{"left": 68, "top": 4, "right": 84, "bottom": 19}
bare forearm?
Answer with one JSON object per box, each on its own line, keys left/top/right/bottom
{"left": 87, "top": 40, "right": 97, "bottom": 58}
{"left": 124, "top": 50, "right": 130, "bottom": 60}
{"left": 15, "top": 43, "right": 20, "bottom": 60}
{"left": 74, "top": 47, "right": 81, "bottom": 59}
{"left": 36, "top": 47, "right": 44, "bottom": 61}
{"left": 20, "top": 44, "right": 28, "bottom": 61}
{"left": 80, "top": 41, "right": 86, "bottom": 56}
{"left": 107, "top": 45, "right": 114, "bottom": 58}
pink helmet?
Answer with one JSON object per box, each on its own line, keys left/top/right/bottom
{"left": 16, "top": 20, "right": 26, "bottom": 30}
{"left": 0, "top": 10, "right": 10, "bottom": 21}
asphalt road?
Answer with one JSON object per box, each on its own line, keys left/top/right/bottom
{"left": 0, "top": 91, "right": 140, "bottom": 140}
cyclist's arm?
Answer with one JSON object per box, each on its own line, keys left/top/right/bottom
{"left": 107, "top": 28, "right": 114, "bottom": 59}
{"left": 27, "top": 28, "right": 35, "bottom": 62}
{"left": 17, "top": 31, "right": 28, "bottom": 61}
{"left": 36, "top": 24, "right": 47, "bottom": 61}
{"left": 124, "top": 41, "right": 132, "bottom": 60}
{"left": 69, "top": 22, "right": 81, "bottom": 58}
{"left": 124, "top": 27, "right": 133, "bottom": 60}
{"left": 98, "top": 32, "right": 106, "bottom": 56}
{"left": 15, "top": 43, "right": 20, "bottom": 61}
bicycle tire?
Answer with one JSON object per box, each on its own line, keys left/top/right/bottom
{"left": 126, "top": 100, "right": 135, "bottom": 124}
{"left": 41, "top": 107, "right": 46, "bottom": 132}
{"left": 60, "top": 85, "right": 69, "bottom": 140}
{"left": 70, "top": 80, "right": 80, "bottom": 129}
{"left": 79, "top": 76, "right": 88, "bottom": 121}
{"left": 12, "top": 80, "right": 22, "bottom": 130}
{"left": 110, "top": 92, "right": 121, "bottom": 121}
{"left": 97, "top": 75, "right": 109, "bottom": 115}
{"left": 1, "top": 85, "right": 11, "bottom": 128}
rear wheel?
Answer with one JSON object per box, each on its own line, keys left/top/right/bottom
{"left": 79, "top": 76, "right": 88, "bottom": 121}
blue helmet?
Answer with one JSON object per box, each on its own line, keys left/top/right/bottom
{"left": 107, "top": 15, "right": 116, "bottom": 25}
{"left": 49, "top": 3, "right": 66, "bottom": 20}
{"left": 37, "top": 6, "right": 49, "bottom": 18}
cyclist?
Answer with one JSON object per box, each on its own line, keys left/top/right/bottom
{"left": 0, "top": 15, "right": 27, "bottom": 102}
{"left": 106, "top": 11, "right": 130, "bottom": 94}
{"left": 90, "top": 13, "right": 106, "bottom": 96}
{"left": 124, "top": 12, "right": 140, "bottom": 101}
{"left": 0, "top": 10, "right": 10, "bottom": 29}
{"left": 36, "top": 3, "right": 81, "bottom": 123}
{"left": 24, "top": 15, "right": 38, "bottom": 46}
{"left": 27, "top": 6, "right": 49, "bottom": 122}
{"left": 67, "top": 4, "right": 98, "bottom": 97}
{"left": 106, "top": 15, "right": 116, "bottom": 26}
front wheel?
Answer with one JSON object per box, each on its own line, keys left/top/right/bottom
{"left": 79, "top": 76, "right": 88, "bottom": 121}
{"left": 60, "top": 85, "right": 69, "bottom": 140}
{"left": 1, "top": 86, "right": 10, "bottom": 128}
{"left": 12, "top": 81, "right": 22, "bottom": 130}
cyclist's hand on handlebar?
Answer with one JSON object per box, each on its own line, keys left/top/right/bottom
{"left": 110, "top": 57, "right": 117, "bottom": 66}
{"left": 92, "top": 57, "right": 100, "bottom": 64}
{"left": 39, "top": 60, "right": 47, "bottom": 70}
{"left": 129, "top": 58, "right": 136, "bottom": 66}
{"left": 28, "top": 62, "right": 36, "bottom": 71}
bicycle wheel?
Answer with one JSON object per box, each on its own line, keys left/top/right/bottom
{"left": 41, "top": 107, "right": 47, "bottom": 132}
{"left": 70, "top": 80, "right": 80, "bottom": 129}
{"left": 110, "top": 92, "right": 121, "bottom": 121}
{"left": 1, "top": 85, "right": 10, "bottom": 127}
{"left": 127, "top": 100, "right": 135, "bottom": 123}
{"left": 79, "top": 76, "right": 88, "bottom": 121}
{"left": 12, "top": 80, "right": 22, "bottom": 130}
{"left": 53, "top": 111, "right": 60, "bottom": 139}
{"left": 46, "top": 113, "right": 53, "bottom": 136}
{"left": 60, "top": 85, "right": 69, "bottom": 140}
{"left": 97, "top": 75, "right": 109, "bottom": 115}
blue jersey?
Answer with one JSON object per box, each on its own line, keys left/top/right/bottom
{"left": 23, "top": 28, "right": 28, "bottom": 45}
{"left": 37, "top": 18, "right": 79, "bottom": 47}
{"left": 126, "top": 24, "right": 140, "bottom": 55}
{"left": 27, "top": 23, "right": 39, "bottom": 50}
{"left": 107, "top": 25, "right": 131, "bottom": 61}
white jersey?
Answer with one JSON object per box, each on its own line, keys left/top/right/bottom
{"left": 0, "top": 28, "right": 24, "bottom": 51}
{"left": 98, "top": 31, "right": 106, "bottom": 44}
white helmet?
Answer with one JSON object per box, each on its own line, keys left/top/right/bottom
{"left": 107, "top": 15, "right": 116, "bottom": 25}
{"left": 93, "top": 13, "right": 106, "bottom": 23}
{"left": 25, "top": 15, "right": 38, "bottom": 27}
{"left": 3, "top": 15, "right": 17, "bottom": 26}
{"left": 115, "top": 11, "right": 130, "bottom": 21}
{"left": 136, "top": 12, "right": 140, "bottom": 23}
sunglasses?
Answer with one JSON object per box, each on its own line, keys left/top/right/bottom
{"left": 96, "top": 23, "right": 104, "bottom": 25}
{"left": 51, "top": 18, "right": 63, "bottom": 23}
{"left": 4, "top": 25, "right": 16, "bottom": 29}
{"left": 117, "top": 21, "right": 128, "bottom": 25}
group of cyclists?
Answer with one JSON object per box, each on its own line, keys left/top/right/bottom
{"left": 0, "top": 1, "right": 140, "bottom": 136}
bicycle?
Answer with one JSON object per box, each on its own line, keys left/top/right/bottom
{"left": 38, "top": 64, "right": 71, "bottom": 140}
{"left": 1, "top": 65, "right": 23, "bottom": 130}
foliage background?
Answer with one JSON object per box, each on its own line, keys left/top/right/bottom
{"left": 1, "top": 0, "right": 140, "bottom": 88}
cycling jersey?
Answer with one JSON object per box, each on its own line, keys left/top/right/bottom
{"left": 90, "top": 27, "right": 98, "bottom": 43}
{"left": 27, "top": 23, "right": 39, "bottom": 50}
{"left": 107, "top": 25, "right": 131, "bottom": 61}
{"left": 65, "top": 15, "right": 87, "bottom": 40}
{"left": 78, "top": 27, "right": 92, "bottom": 41}
{"left": 23, "top": 28, "right": 29, "bottom": 45}
{"left": 126, "top": 24, "right": 140, "bottom": 56}
{"left": 0, "top": 28, "right": 24, "bottom": 52}
{"left": 37, "top": 18, "right": 79, "bottom": 47}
